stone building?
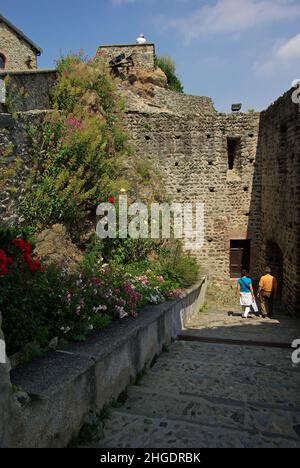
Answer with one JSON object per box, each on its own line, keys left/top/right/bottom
{"left": 0, "top": 14, "right": 42, "bottom": 70}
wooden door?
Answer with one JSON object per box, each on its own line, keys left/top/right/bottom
{"left": 230, "top": 240, "right": 251, "bottom": 278}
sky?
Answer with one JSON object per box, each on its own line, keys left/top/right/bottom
{"left": 1, "top": 0, "right": 300, "bottom": 112}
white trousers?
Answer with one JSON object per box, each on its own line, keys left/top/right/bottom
{"left": 242, "top": 305, "right": 251, "bottom": 318}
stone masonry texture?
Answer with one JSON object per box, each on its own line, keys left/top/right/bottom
{"left": 0, "top": 22, "right": 38, "bottom": 70}
{"left": 0, "top": 70, "right": 57, "bottom": 113}
{"left": 252, "top": 90, "right": 300, "bottom": 315}
{"left": 96, "top": 44, "right": 155, "bottom": 70}
{"left": 125, "top": 90, "right": 260, "bottom": 279}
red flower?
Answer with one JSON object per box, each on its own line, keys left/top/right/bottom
{"left": 0, "top": 249, "right": 10, "bottom": 276}
{"left": 22, "top": 253, "right": 43, "bottom": 272}
{"left": 0, "top": 249, "right": 7, "bottom": 262}
{"left": 30, "top": 260, "right": 43, "bottom": 272}
{"left": 108, "top": 197, "right": 115, "bottom": 204}
{"left": 0, "top": 264, "right": 8, "bottom": 276}
{"left": 12, "top": 238, "right": 32, "bottom": 254}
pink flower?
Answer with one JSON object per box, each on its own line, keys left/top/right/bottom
{"left": 138, "top": 275, "right": 148, "bottom": 285}
{"left": 66, "top": 293, "right": 72, "bottom": 305}
{"left": 91, "top": 277, "right": 102, "bottom": 286}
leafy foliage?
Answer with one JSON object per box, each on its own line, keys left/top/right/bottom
{"left": 1, "top": 224, "right": 199, "bottom": 357}
{"left": 155, "top": 55, "right": 184, "bottom": 93}
{"left": 21, "top": 54, "right": 164, "bottom": 232}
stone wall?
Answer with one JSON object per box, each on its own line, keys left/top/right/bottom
{"left": 0, "top": 312, "right": 11, "bottom": 445}
{"left": 0, "top": 110, "right": 49, "bottom": 225}
{"left": 124, "top": 86, "right": 299, "bottom": 314}
{"left": 0, "top": 280, "right": 206, "bottom": 448}
{"left": 251, "top": 89, "right": 300, "bottom": 315}
{"left": 125, "top": 95, "right": 260, "bottom": 284}
{"left": 0, "top": 70, "right": 57, "bottom": 112}
{"left": 96, "top": 44, "right": 155, "bottom": 70}
{"left": 0, "top": 22, "right": 37, "bottom": 70}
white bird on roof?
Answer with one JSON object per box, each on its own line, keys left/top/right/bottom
{"left": 292, "top": 79, "right": 300, "bottom": 88}
{"left": 136, "top": 33, "right": 147, "bottom": 44}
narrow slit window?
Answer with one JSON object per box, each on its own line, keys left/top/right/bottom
{"left": 227, "top": 137, "right": 241, "bottom": 170}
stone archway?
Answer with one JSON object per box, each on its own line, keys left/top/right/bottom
{"left": 266, "top": 241, "right": 283, "bottom": 298}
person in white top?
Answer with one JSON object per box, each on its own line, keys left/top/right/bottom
{"left": 136, "top": 33, "right": 147, "bottom": 44}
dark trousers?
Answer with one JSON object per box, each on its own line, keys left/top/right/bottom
{"left": 260, "top": 292, "right": 274, "bottom": 317}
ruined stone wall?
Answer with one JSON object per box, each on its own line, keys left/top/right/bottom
{"left": 96, "top": 44, "right": 155, "bottom": 70}
{"left": 0, "top": 70, "right": 57, "bottom": 112}
{"left": 0, "top": 22, "right": 37, "bottom": 70}
{"left": 252, "top": 90, "right": 300, "bottom": 315}
{"left": 125, "top": 94, "right": 260, "bottom": 283}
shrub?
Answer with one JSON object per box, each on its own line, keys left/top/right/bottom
{"left": 21, "top": 54, "right": 165, "bottom": 232}
{"left": 0, "top": 226, "right": 62, "bottom": 354}
{"left": 155, "top": 55, "right": 184, "bottom": 93}
{"left": 154, "top": 242, "right": 200, "bottom": 288}
{"left": 1, "top": 226, "right": 200, "bottom": 357}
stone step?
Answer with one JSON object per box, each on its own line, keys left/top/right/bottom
{"left": 122, "top": 386, "right": 300, "bottom": 441}
{"left": 187, "top": 320, "right": 300, "bottom": 334}
{"left": 85, "top": 336, "right": 300, "bottom": 449}
{"left": 161, "top": 341, "right": 298, "bottom": 373}
{"left": 189, "top": 311, "right": 300, "bottom": 325}
{"left": 181, "top": 326, "right": 299, "bottom": 344}
{"left": 200, "top": 316, "right": 300, "bottom": 326}
{"left": 139, "top": 354, "right": 300, "bottom": 408}
{"left": 90, "top": 410, "right": 300, "bottom": 448}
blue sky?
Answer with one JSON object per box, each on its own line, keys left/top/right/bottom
{"left": 1, "top": 0, "right": 300, "bottom": 111}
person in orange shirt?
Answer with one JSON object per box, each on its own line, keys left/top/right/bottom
{"left": 258, "top": 267, "right": 277, "bottom": 318}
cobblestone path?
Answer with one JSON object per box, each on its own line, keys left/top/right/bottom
{"left": 88, "top": 307, "right": 300, "bottom": 448}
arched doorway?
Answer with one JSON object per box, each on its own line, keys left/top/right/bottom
{"left": 0, "top": 54, "right": 6, "bottom": 69}
{"left": 266, "top": 241, "right": 283, "bottom": 298}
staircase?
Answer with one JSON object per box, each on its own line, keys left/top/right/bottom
{"left": 87, "top": 309, "right": 300, "bottom": 448}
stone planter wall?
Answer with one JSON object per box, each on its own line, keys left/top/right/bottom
{"left": 0, "top": 278, "right": 207, "bottom": 448}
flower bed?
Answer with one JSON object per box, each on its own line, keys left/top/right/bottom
{"left": 0, "top": 227, "right": 190, "bottom": 360}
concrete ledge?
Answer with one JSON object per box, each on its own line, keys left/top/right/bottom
{"left": 0, "top": 69, "right": 57, "bottom": 76}
{"left": 1, "top": 279, "right": 206, "bottom": 447}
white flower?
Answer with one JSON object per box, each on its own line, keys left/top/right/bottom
{"left": 116, "top": 306, "right": 128, "bottom": 319}
{"left": 93, "top": 305, "right": 108, "bottom": 313}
